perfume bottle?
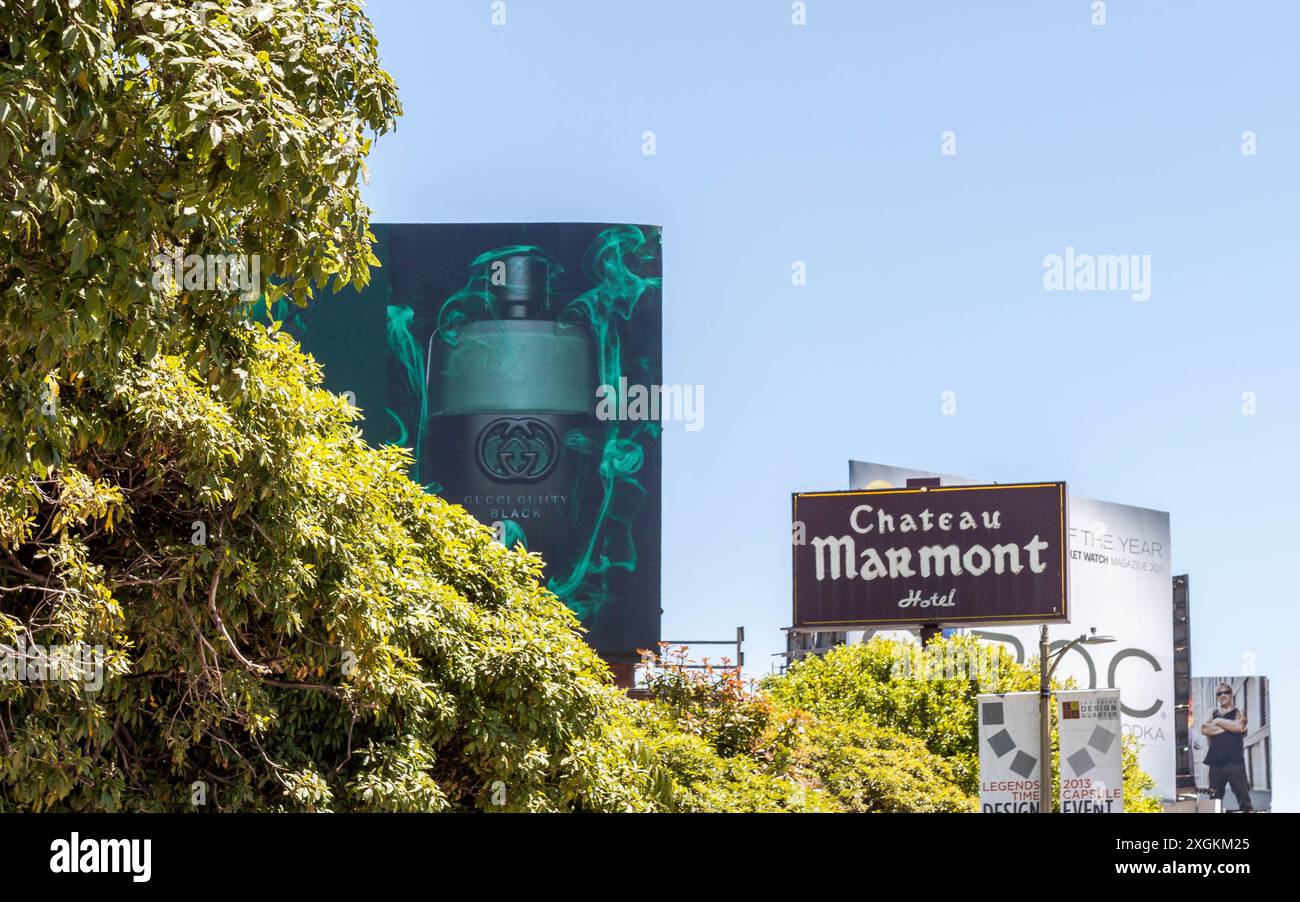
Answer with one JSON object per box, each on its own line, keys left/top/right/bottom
{"left": 422, "top": 254, "right": 599, "bottom": 570}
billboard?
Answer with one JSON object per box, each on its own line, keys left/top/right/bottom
{"left": 1190, "top": 676, "right": 1271, "bottom": 812}
{"left": 977, "top": 692, "right": 1042, "bottom": 813}
{"left": 1057, "top": 689, "right": 1124, "bottom": 813}
{"left": 286, "top": 224, "right": 662, "bottom": 662}
{"left": 792, "top": 484, "right": 1069, "bottom": 629}
{"left": 848, "top": 461, "right": 1177, "bottom": 801}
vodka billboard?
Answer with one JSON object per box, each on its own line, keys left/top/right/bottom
{"left": 848, "top": 460, "right": 1177, "bottom": 801}
{"left": 288, "top": 224, "right": 663, "bottom": 665}
{"left": 1057, "top": 689, "right": 1124, "bottom": 813}
{"left": 978, "top": 692, "right": 1042, "bottom": 813}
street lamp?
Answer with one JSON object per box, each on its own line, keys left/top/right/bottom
{"left": 1038, "top": 626, "right": 1116, "bottom": 814}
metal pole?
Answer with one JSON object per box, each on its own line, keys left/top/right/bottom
{"left": 1038, "top": 624, "right": 1052, "bottom": 814}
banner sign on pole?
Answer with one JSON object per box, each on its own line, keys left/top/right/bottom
{"left": 1057, "top": 688, "right": 1124, "bottom": 813}
{"left": 978, "top": 692, "right": 1041, "bottom": 813}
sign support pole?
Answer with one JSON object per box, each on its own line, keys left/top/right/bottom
{"left": 1038, "top": 623, "right": 1052, "bottom": 814}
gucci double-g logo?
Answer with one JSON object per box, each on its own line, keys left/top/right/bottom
{"left": 475, "top": 416, "right": 560, "bottom": 484}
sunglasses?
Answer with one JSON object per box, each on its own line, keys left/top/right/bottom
{"left": 1217, "top": 690, "right": 1232, "bottom": 697}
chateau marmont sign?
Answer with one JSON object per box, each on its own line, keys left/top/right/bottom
{"left": 792, "top": 483, "right": 1069, "bottom": 629}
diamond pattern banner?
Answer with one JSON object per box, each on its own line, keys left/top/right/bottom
{"left": 977, "top": 692, "right": 1041, "bottom": 813}
{"left": 1058, "top": 689, "right": 1124, "bottom": 813}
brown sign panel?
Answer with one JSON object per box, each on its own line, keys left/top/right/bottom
{"left": 792, "top": 482, "right": 1069, "bottom": 628}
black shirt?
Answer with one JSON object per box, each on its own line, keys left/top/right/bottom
{"left": 1205, "top": 707, "right": 1245, "bottom": 767}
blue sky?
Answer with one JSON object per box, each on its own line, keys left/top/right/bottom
{"left": 359, "top": 0, "right": 1297, "bottom": 810}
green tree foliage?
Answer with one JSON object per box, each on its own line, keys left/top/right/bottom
{"left": 1121, "top": 736, "right": 1162, "bottom": 813}
{"left": 766, "top": 636, "right": 1033, "bottom": 793}
{"left": 788, "top": 716, "right": 975, "bottom": 813}
{"left": 1, "top": 0, "right": 396, "bottom": 473}
{"left": 637, "top": 648, "right": 975, "bottom": 812}
{"left": 1, "top": 321, "right": 683, "bottom": 810}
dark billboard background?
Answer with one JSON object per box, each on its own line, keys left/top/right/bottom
{"left": 793, "top": 482, "right": 1069, "bottom": 628}
{"left": 282, "top": 223, "right": 662, "bottom": 662}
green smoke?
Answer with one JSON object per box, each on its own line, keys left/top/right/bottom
{"left": 385, "top": 304, "right": 427, "bottom": 481}
{"left": 546, "top": 226, "right": 661, "bottom": 617}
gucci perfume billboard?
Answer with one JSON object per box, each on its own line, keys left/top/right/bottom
{"left": 284, "top": 223, "right": 662, "bottom": 663}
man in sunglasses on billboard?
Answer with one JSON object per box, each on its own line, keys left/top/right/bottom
{"left": 1200, "top": 682, "right": 1253, "bottom": 812}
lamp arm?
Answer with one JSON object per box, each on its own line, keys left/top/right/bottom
{"left": 1044, "top": 637, "right": 1085, "bottom": 684}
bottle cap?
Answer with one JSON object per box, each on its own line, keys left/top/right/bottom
{"left": 494, "top": 255, "right": 549, "bottom": 317}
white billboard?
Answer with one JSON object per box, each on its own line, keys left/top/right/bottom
{"left": 977, "top": 692, "right": 1042, "bottom": 813}
{"left": 1058, "top": 688, "right": 1124, "bottom": 813}
{"left": 848, "top": 461, "right": 1177, "bottom": 801}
